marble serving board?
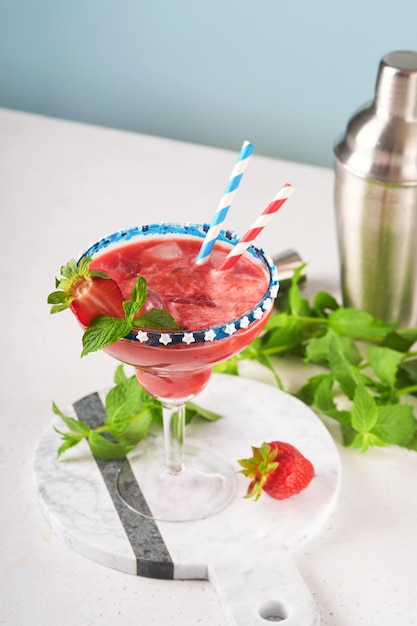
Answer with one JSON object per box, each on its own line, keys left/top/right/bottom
{"left": 34, "top": 374, "right": 341, "bottom": 626}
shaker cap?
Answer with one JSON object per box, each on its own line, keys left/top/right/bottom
{"left": 334, "top": 50, "right": 417, "bottom": 184}
{"left": 376, "top": 50, "right": 417, "bottom": 120}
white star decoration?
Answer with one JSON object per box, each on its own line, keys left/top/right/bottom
{"left": 240, "top": 316, "right": 250, "bottom": 329}
{"left": 270, "top": 285, "right": 279, "bottom": 298}
{"left": 136, "top": 330, "right": 149, "bottom": 342}
{"left": 133, "top": 302, "right": 274, "bottom": 345}
{"left": 159, "top": 333, "right": 172, "bottom": 345}
{"left": 253, "top": 307, "right": 263, "bottom": 319}
{"left": 204, "top": 329, "right": 217, "bottom": 342}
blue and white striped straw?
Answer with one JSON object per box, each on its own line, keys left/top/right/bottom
{"left": 195, "top": 140, "right": 254, "bottom": 264}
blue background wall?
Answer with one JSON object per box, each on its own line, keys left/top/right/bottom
{"left": 0, "top": 0, "right": 415, "bottom": 168}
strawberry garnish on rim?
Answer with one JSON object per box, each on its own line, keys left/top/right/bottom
{"left": 48, "top": 257, "right": 182, "bottom": 357}
{"left": 47, "top": 257, "right": 124, "bottom": 326}
{"left": 238, "top": 441, "right": 314, "bottom": 501}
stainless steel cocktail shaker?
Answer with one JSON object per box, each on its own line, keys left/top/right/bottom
{"left": 334, "top": 50, "right": 417, "bottom": 327}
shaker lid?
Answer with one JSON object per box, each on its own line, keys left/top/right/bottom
{"left": 376, "top": 50, "right": 417, "bottom": 120}
{"left": 334, "top": 50, "right": 417, "bottom": 184}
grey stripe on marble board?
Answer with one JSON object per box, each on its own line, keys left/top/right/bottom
{"left": 73, "top": 392, "right": 174, "bottom": 580}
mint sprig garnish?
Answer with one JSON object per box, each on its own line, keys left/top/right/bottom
{"left": 47, "top": 256, "right": 182, "bottom": 356}
{"left": 214, "top": 264, "right": 417, "bottom": 453}
{"left": 53, "top": 365, "right": 221, "bottom": 460}
{"left": 81, "top": 273, "right": 181, "bottom": 356}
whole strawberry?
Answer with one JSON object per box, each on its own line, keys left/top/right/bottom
{"left": 238, "top": 441, "right": 314, "bottom": 500}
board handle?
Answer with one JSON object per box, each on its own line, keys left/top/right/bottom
{"left": 207, "top": 541, "right": 320, "bottom": 626}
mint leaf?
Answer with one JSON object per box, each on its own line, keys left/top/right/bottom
{"left": 261, "top": 316, "right": 303, "bottom": 355}
{"left": 313, "top": 375, "right": 336, "bottom": 413}
{"left": 52, "top": 402, "right": 90, "bottom": 435}
{"left": 340, "top": 423, "right": 358, "bottom": 446}
{"left": 123, "top": 299, "right": 143, "bottom": 321}
{"left": 383, "top": 326, "right": 417, "bottom": 352}
{"left": 116, "top": 412, "right": 154, "bottom": 446}
{"left": 397, "top": 358, "right": 417, "bottom": 393}
{"left": 306, "top": 373, "right": 351, "bottom": 425}
{"left": 305, "top": 332, "right": 361, "bottom": 368}
{"left": 105, "top": 374, "right": 161, "bottom": 435}
{"left": 305, "top": 332, "right": 362, "bottom": 367}
{"left": 265, "top": 312, "right": 293, "bottom": 330}
{"left": 81, "top": 316, "right": 133, "bottom": 356}
{"left": 405, "top": 431, "right": 417, "bottom": 452}
{"left": 105, "top": 369, "right": 160, "bottom": 445}
{"left": 328, "top": 308, "right": 396, "bottom": 340}
{"left": 327, "top": 332, "right": 364, "bottom": 400}
{"left": 367, "top": 346, "right": 404, "bottom": 389}
{"left": 88, "top": 431, "right": 134, "bottom": 460}
{"left": 325, "top": 409, "right": 352, "bottom": 426}
{"left": 114, "top": 363, "right": 129, "bottom": 385}
{"left": 295, "top": 373, "right": 330, "bottom": 406}
{"left": 313, "top": 291, "right": 339, "bottom": 316}
{"left": 52, "top": 402, "right": 91, "bottom": 457}
{"left": 372, "top": 403, "right": 416, "bottom": 446}
{"left": 349, "top": 431, "right": 386, "bottom": 452}
{"left": 185, "top": 401, "right": 222, "bottom": 422}
{"left": 105, "top": 376, "right": 148, "bottom": 430}
{"left": 351, "top": 383, "right": 378, "bottom": 434}
{"left": 56, "top": 431, "right": 87, "bottom": 458}
{"left": 130, "top": 274, "right": 148, "bottom": 305}
{"left": 135, "top": 308, "right": 182, "bottom": 330}
{"left": 122, "top": 276, "right": 148, "bottom": 322}
{"left": 288, "top": 264, "right": 310, "bottom": 316}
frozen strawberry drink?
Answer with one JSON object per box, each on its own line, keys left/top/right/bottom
{"left": 51, "top": 222, "right": 278, "bottom": 521}
{"left": 86, "top": 224, "right": 276, "bottom": 401}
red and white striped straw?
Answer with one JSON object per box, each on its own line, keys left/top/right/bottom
{"left": 216, "top": 183, "right": 294, "bottom": 272}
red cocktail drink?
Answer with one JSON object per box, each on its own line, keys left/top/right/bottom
{"left": 78, "top": 223, "right": 278, "bottom": 521}
{"left": 88, "top": 231, "right": 274, "bottom": 400}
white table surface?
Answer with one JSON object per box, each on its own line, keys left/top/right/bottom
{"left": 1, "top": 107, "right": 416, "bottom": 626}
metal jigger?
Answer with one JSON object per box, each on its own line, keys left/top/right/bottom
{"left": 272, "top": 249, "right": 306, "bottom": 293}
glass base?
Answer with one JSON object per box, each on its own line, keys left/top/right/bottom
{"left": 117, "top": 441, "right": 237, "bottom": 522}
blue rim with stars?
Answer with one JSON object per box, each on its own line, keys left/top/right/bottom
{"left": 79, "top": 223, "right": 279, "bottom": 347}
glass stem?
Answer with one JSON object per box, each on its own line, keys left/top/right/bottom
{"left": 162, "top": 402, "right": 185, "bottom": 474}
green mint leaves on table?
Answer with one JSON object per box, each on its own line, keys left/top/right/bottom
{"left": 214, "top": 264, "right": 417, "bottom": 453}
{"left": 53, "top": 365, "right": 221, "bottom": 461}
{"left": 52, "top": 260, "right": 417, "bottom": 460}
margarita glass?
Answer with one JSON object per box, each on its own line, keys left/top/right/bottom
{"left": 80, "top": 223, "right": 278, "bottom": 522}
